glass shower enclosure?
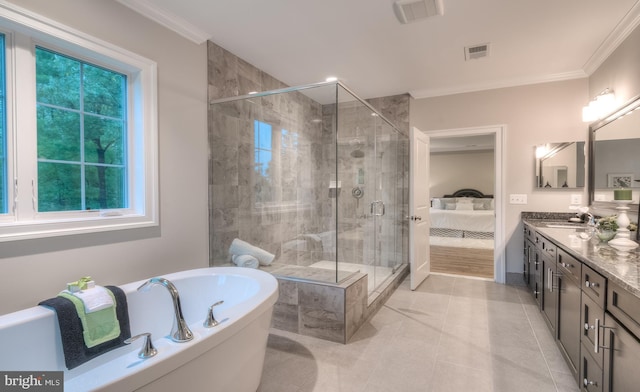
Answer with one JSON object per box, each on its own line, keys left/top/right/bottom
{"left": 209, "top": 81, "right": 407, "bottom": 296}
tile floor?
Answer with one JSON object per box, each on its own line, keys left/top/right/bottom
{"left": 257, "top": 274, "right": 581, "bottom": 392}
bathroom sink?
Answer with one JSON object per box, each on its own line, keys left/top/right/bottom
{"left": 545, "top": 224, "right": 584, "bottom": 229}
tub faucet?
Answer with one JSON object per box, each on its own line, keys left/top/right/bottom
{"left": 138, "top": 277, "right": 194, "bottom": 343}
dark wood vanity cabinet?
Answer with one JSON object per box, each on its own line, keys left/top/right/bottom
{"left": 523, "top": 221, "right": 640, "bottom": 391}
{"left": 538, "top": 233, "right": 558, "bottom": 334}
{"left": 523, "top": 223, "right": 540, "bottom": 302}
{"left": 601, "top": 281, "right": 640, "bottom": 392}
{"left": 557, "top": 249, "right": 581, "bottom": 382}
{"left": 601, "top": 315, "right": 640, "bottom": 392}
{"left": 580, "top": 340, "right": 603, "bottom": 392}
{"left": 580, "top": 265, "right": 606, "bottom": 391}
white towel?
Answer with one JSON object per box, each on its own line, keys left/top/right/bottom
{"left": 63, "top": 286, "right": 114, "bottom": 313}
{"left": 229, "top": 238, "right": 275, "bottom": 266}
{"left": 232, "top": 254, "right": 259, "bottom": 269}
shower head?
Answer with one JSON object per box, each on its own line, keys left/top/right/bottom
{"left": 349, "top": 137, "right": 364, "bottom": 158}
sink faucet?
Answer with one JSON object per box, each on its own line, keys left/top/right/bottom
{"left": 138, "top": 277, "right": 194, "bottom": 343}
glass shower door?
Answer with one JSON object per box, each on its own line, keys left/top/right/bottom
{"left": 370, "top": 119, "right": 400, "bottom": 294}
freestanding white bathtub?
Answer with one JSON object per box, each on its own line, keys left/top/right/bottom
{"left": 0, "top": 267, "right": 279, "bottom": 392}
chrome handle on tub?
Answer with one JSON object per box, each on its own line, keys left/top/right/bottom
{"left": 125, "top": 332, "right": 157, "bottom": 359}
{"left": 204, "top": 300, "right": 224, "bottom": 328}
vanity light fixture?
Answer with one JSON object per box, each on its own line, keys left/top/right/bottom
{"left": 582, "top": 89, "right": 616, "bottom": 122}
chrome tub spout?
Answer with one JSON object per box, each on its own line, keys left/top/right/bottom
{"left": 138, "top": 277, "right": 194, "bottom": 342}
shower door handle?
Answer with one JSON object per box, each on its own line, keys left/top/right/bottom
{"left": 371, "top": 200, "right": 385, "bottom": 216}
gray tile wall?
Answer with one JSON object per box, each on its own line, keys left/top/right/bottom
{"left": 207, "top": 40, "right": 411, "bottom": 343}
{"left": 208, "top": 41, "right": 327, "bottom": 266}
{"left": 208, "top": 41, "right": 410, "bottom": 274}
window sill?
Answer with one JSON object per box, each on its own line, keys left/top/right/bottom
{"left": 0, "top": 213, "right": 158, "bottom": 242}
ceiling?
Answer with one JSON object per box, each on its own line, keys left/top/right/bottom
{"left": 117, "top": 0, "right": 640, "bottom": 100}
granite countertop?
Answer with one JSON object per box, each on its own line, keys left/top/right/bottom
{"left": 524, "top": 218, "right": 640, "bottom": 299}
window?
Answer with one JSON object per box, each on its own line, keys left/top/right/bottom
{"left": 0, "top": 4, "right": 158, "bottom": 241}
{"left": 253, "top": 120, "right": 299, "bottom": 208}
{"left": 254, "top": 120, "right": 273, "bottom": 203}
{"left": 36, "top": 47, "right": 127, "bottom": 212}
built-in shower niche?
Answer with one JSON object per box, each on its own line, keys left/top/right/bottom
{"left": 209, "top": 80, "right": 408, "bottom": 342}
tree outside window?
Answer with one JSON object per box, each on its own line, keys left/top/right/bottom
{"left": 36, "top": 47, "right": 126, "bottom": 212}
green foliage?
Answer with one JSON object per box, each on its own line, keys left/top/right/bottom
{"left": 596, "top": 215, "right": 619, "bottom": 232}
{"left": 36, "top": 47, "right": 127, "bottom": 212}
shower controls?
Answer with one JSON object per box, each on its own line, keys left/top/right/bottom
{"left": 352, "top": 187, "right": 364, "bottom": 199}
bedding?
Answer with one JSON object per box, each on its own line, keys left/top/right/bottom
{"left": 429, "top": 189, "right": 495, "bottom": 278}
{"left": 430, "top": 209, "right": 494, "bottom": 233}
{"left": 429, "top": 189, "right": 495, "bottom": 242}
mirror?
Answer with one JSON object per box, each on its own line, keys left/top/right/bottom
{"left": 535, "top": 141, "right": 586, "bottom": 188}
{"left": 589, "top": 95, "right": 640, "bottom": 206}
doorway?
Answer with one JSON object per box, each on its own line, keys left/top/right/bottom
{"left": 425, "top": 126, "right": 505, "bottom": 283}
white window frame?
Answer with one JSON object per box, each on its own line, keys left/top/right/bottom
{"left": 0, "top": 3, "right": 158, "bottom": 241}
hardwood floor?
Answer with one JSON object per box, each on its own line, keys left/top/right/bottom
{"left": 430, "top": 245, "right": 494, "bottom": 279}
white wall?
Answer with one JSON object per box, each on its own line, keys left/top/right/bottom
{"left": 411, "top": 79, "right": 589, "bottom": 275}
{"left": 430, "top": 150, "right": 495, "bottom": 198}
{"left": 590, "top": 24, "right": 640, "bottom": 106}
{"left": 0, "top": 1, "right": 209, "bottom": 315}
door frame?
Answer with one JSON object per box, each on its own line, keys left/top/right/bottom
{"left": 425, "top": 125, "right": 506, "bottom": 284}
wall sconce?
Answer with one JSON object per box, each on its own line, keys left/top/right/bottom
{"left": 582, "top": 89, "right": 616, "bottom": 122}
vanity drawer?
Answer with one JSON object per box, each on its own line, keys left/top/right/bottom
{"left": 524, "top": 223, "right": 535, "bottom": 242}
{"left": 607, "top": 281, "right": 640, "bottom": 339}
{"left": 558, "top": 248, "right": 581, "bottom": 282}
{"left": 582, "top": 291, "right": 604, "bottom": 368}
{"left": 580, "top": 341, "right": 603, "bottom": 392}
{"left": 535, "top": 233, "right": 557, "bottom": 258}
{"left": 582, "top": 264, "right": 606, "bottom": 308}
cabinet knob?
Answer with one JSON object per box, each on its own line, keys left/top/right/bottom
{"left": 561, "top": 262, "right": 571, "bottom": 268}
{"left": 585, "top": 280, "right": 599, "bottom": 288}
{"left": 583, "top": 378, "right": 598, "bottom": 387}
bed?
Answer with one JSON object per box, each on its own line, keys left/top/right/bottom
{"left": 429, "top": 189, "right": 494, "bottom": 278}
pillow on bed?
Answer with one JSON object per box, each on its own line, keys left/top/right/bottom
{"left": 456, "top": 202, "right": 474, "bottom": 210}
{"left": 456, "top": 197, "right": 474, "bottom": 204}
{"left": 472, "top": 198, "right": 494, "bottom": 210}
{"left": 445, "top": 202, "right": 457, "bottom": 210}
{"left": 433, "top": 197, "right": 457, "bottom": 209}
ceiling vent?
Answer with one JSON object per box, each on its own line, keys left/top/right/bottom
{"left": 393, "top": 0, "right": 444, "bottom": 24}
{"left": 464, "top": 43, "right": 490, "bottom": 61}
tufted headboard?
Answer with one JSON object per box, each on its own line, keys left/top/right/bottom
{"left": 443, "top": 188, "right": 493, "bottom": 198}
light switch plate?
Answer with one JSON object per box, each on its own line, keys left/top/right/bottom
{"left": 509, "top": 194, "right": 527, "bottom": 204}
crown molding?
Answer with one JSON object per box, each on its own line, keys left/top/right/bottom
{"left": 116, "top": 0, "right": 209, "bottom": 44}
{"left": 410, "top": 70, "right": 588, "bottom": 99}
{"left": 583, "top": 1, "right": 640, "bottom": 76}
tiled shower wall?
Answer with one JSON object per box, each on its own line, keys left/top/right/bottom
{"left": 207, "top": 40, "right": 410, "bottom": 269}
